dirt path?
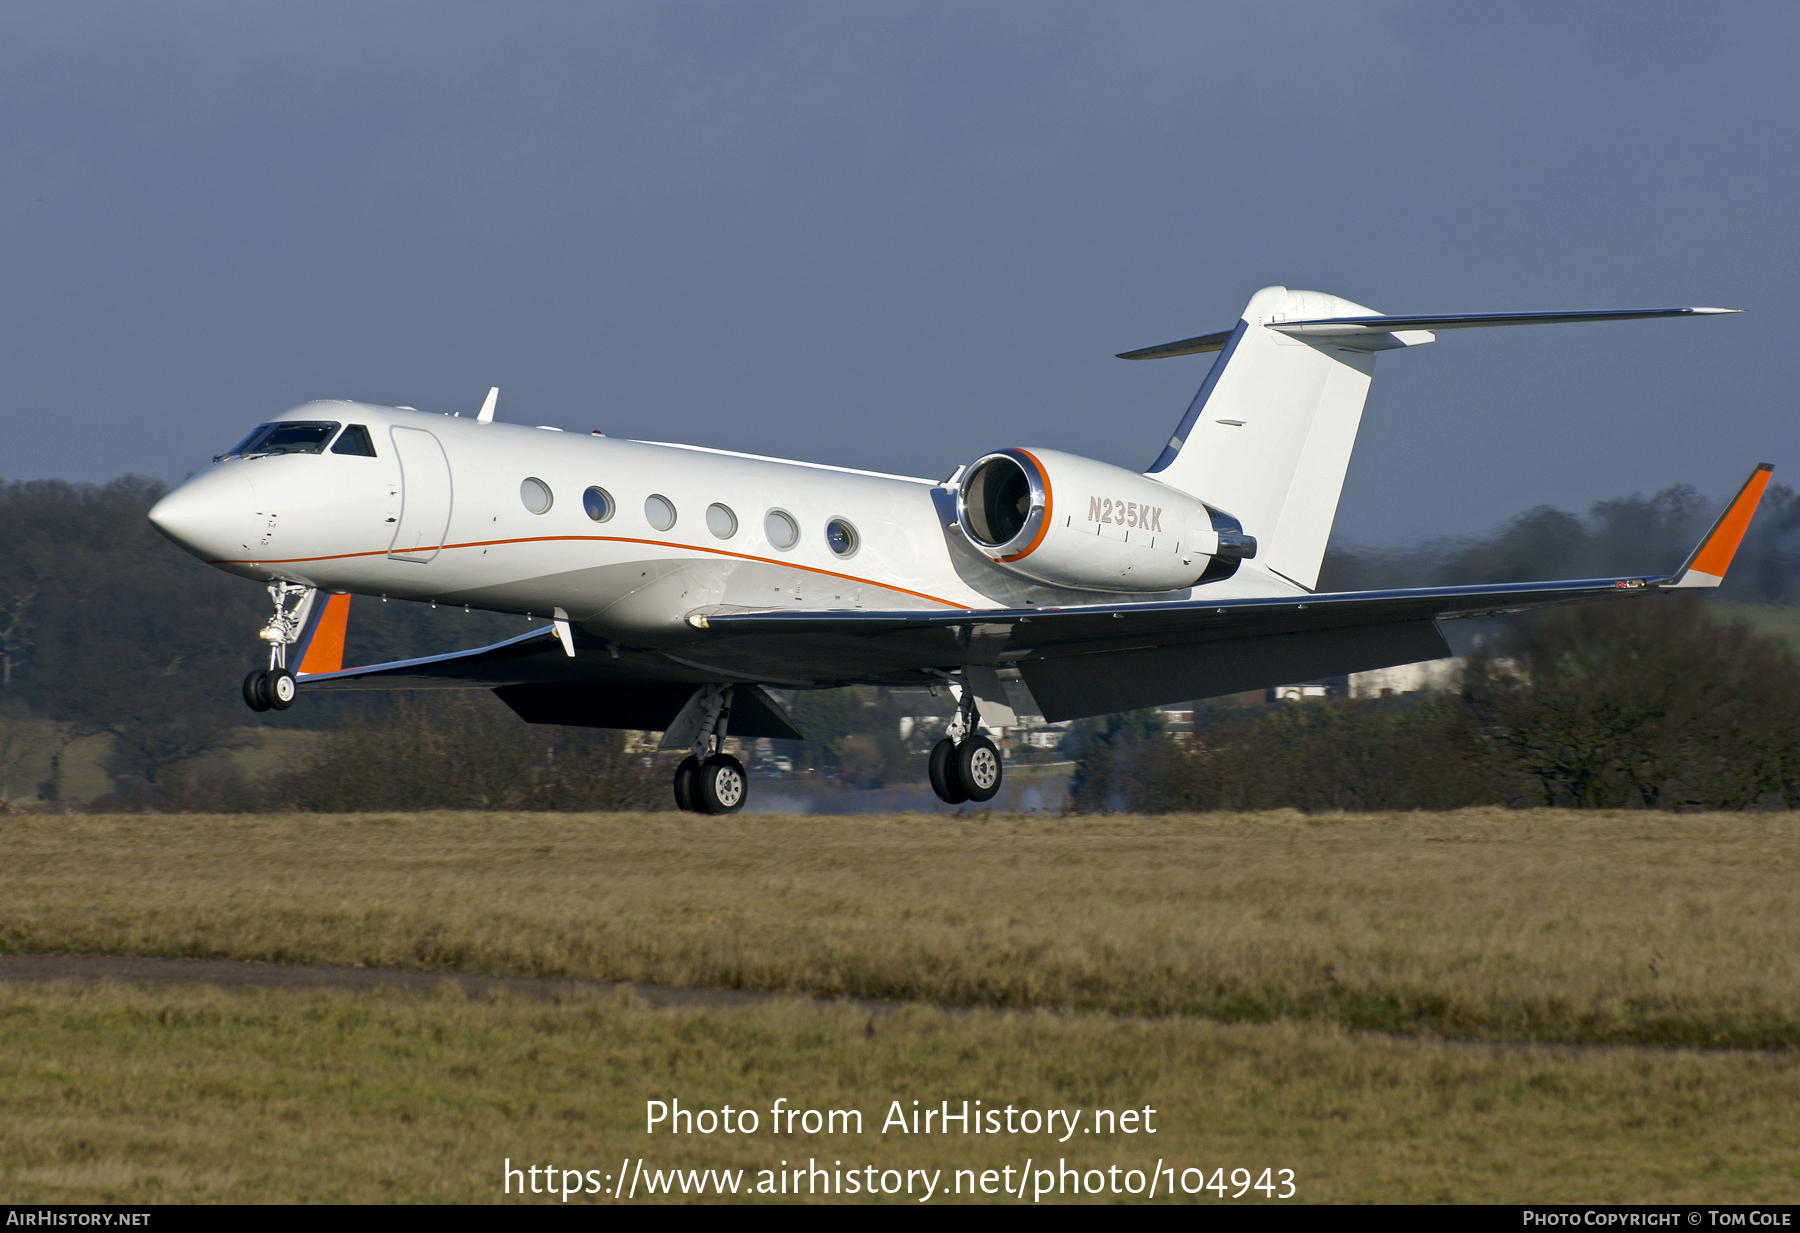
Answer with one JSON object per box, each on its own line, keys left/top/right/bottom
{"left": 0, "top": 951, "right": 911, "bottom": 1013}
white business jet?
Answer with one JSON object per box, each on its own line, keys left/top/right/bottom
{"left": 148, "top": 286, "right": 1764, "bottom": 813}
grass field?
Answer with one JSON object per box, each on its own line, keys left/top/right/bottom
{"left": 5, "top": 808, "right": 1800, "bottom": 1204}
{"left": 4, "top": 982, "right": 1798, "bottom": 1204}
{"left": 5, "top": 810, "right": 1799, "bottom": 1046}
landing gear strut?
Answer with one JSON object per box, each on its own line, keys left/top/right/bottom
{"left": 927, "top": 675, "right": 1003, "bottom": 804}
{"left": 671, "top": 684, "right": 747, "bottom": 814}
{"left": 242, "top": 581, "right": 313, "bottom": 713}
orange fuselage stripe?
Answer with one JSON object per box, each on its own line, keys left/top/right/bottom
{"left": 1689, "top": 467, "right": 1772, "bottom": 578}
{"left": 207, "top": 535, "right": 969, "bottom": 610}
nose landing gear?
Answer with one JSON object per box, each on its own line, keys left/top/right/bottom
{"left": 242, "top": 582, "right": 314, "bottom": 713}
{"left": 671, "top": 685, "right": 747, "bottom": 814}
{"left": 927, "top": 676, "right": 1003, "bottom": 804}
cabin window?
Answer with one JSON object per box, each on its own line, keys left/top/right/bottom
{"left": 826, "top": 517, "right": 860, "bottom": 557}
{"left": 706, "top": 503, "right": 738, "bottom": 539}
{"left": 764, "top": 508, "right": 799, "bottom": 550}
{"left": 330, "top": 424, "right": 378, "bottom": 456}
{"left": 520, "top": 477, "right": 553, "bottom": 514}
{"left": 582, "top": 486, "right": 615, "bottom": 522}
{"left": 645, "top": 494, "right": 677, "bottom": 531}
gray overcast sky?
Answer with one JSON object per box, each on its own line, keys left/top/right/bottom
{"left": 2, "top": 1, "right": 1794, "bottom": 545}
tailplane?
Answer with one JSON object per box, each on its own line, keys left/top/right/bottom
{"left": 1125, "top": 288, "right": 1739, "bottom": 591}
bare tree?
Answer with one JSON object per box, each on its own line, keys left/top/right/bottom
{"left": 0, "top": 588, "right": 33, "bottom": 688}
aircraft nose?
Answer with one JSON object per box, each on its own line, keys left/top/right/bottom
{"left": 149, "top": 468, "right": 258, "bottom": 561}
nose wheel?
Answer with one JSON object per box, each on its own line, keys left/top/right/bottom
{"left": 242, "top": 667, "right": 298, "bottom": 713}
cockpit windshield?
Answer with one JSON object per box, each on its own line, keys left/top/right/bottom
{"left": 220, "top": 421, "right": 342, "bottom": 459}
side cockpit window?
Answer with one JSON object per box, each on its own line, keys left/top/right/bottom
{"left": 222, "top": 420, "right": 341, "bottom": 459}
{"left": 330, "top": 424, "right": 378, "bottom": 456}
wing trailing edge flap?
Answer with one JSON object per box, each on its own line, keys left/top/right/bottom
{"left": 1017, "top": 619, "right": 1450, "bottom": 721}
{"left": 494, "top": 680, "right": 803, "bottom": 741}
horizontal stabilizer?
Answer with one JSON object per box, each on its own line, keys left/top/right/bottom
{"left": 1270, "top": 306, "right": 1739, "bottom": 337}
{"left": 1119, "top": 306, "right": 1739, "bottom": 359}
{"left": 1116, "top": 329, "right": 1235, "bottom": 360}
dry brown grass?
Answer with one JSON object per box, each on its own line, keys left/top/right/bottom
{"left": 4, "top": 809, "right": 1799, "bottom": 1045}
{"left": 3, "top": 981, "right": 1798, "bottom": 1204}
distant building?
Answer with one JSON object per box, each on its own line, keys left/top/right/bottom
{"left": 1267, "top": 674, "right": 1349, "bottom": 702}
{"left": 1264, "top": 657, "right": 1494, "bottom": 701}
{"left": 1348, "top": 658, "right": 1466, "bottom": 698}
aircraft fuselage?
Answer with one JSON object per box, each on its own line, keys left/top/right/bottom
{"left": 148, "top": 401, "right": 1282, "bottom": 653}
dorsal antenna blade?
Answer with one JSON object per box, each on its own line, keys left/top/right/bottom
{"left": 477, "top": 387, "right": 499, "bottom": 424}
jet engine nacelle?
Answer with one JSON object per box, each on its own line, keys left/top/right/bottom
{"left": 955, "top": 447, "right": 1256, "bottom": 593}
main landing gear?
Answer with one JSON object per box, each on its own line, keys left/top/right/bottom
{"left": 243, "top": 581, "right": 313, "bottom": 713}
{"left": 672, "top": 684, "right": 747, "bottom": 815}
{"left": 927, "top": 679, "right": 1002, "bottom": 805}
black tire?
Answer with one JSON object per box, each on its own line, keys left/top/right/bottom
{"left": 955, "top": 733, "right": 1002, "bottom": 802}
{"left": 242, "top": 670, "right": 272, "bottom": 713}
{"left": 266, "top": 668, "right": 298, "bottom": 710}
{"left": 928, "top": 737, "right": 968, "bottom": 804}
{"left": 698, "top": 753, "right": 747, "bottom": 815}
{"left": 672, "top": 755, "right": 700, "bottom": 812}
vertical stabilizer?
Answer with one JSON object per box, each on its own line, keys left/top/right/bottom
{"left": 1145, "top": 287, "right": 1393, "bottom": 590}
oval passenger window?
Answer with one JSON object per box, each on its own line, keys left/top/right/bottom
{"left": 764, "top": 509, "right": 799, "bottom": 550}
{"left": 645, "top": 494, "right": 677, "bottom": 532}
{"left": 520, "top": 477, "right": 553, "bottom": 515}
{"left": 706, "top": 503, "right": 737, "bottom": 539}
{"left": 826, "top": 517, "right": 859, "bottom": 557}
{"left": 582, "top": 486, "right": 614, "bottom": 522}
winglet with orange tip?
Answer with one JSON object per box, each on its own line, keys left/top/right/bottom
{"left": 295, "top": 592, "right": 353, "bottom": 675}
{"left": 1664, "top": 464, "right": 1774, "bottom": 588}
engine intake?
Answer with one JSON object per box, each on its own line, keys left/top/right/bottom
{"left": 959, "top": 451, "right": 1047, "bottom": 558}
